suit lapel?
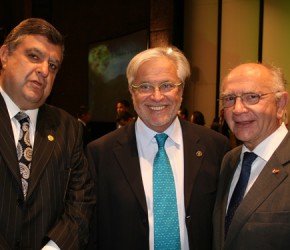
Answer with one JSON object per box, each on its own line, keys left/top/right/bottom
{"left": 181, "top": 120, "right": 208, "bottom": 211}
{"left": 113, "top": 123, "right": 148, "bottom": 214}
{"left": 26, "top": 104, "right": 56, "bottom": 199}
{"left": 0, "top": 94, "right": 22, "bottom": 187}
{"left": 226, "top": 133, "right": 290, "bottom": 246}
{"left": 221, "top": 148, "right": 242, "bottom": 217}
{"left": 213, "top": 146, "right": 241, "bottom": 247}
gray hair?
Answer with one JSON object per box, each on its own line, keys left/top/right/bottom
{"left": 221, "top": 62, "right": 287, "bottom": 100}
{"left": 126, "top": 46, "right": 191, "bottom": 85}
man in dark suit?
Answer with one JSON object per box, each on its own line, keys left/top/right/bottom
{"left": 213, "top": 63, "right": 290, "bottom": 250}
{"left": 86, "top": 46, "right": 231, "bottom": 249}
{"left": 77, "top": 105, "right": 93, "bottom": 147}
{"left": 0, "top": 18, "right": 95, "bottom": 249}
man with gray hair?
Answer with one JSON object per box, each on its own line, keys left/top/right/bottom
{"left": 87, "top": 46, "right": 230, "bottom": 249}
{"left": 213, "top": 63, "right": 289, "bottom": 250}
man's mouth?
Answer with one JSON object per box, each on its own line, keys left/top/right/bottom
{"left": 149, "top": 105, "right": 166, "bottom": 111}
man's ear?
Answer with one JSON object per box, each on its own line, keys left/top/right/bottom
{"left": 277, "top": 91, "right": 289, "bottom": 119}
{"left": 0, "top": 45, "right": 9, "bottom": 69}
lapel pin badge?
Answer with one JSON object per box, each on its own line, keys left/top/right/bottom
{"left": 47, "top": 135, "right": 54, "bottom": 141}
{"left": 196, "top": 150, "right": 203, "bottom": 157}
{"left": 272, "top": 169, "right": 280, "bottom": 174}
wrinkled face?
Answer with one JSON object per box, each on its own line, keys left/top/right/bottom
{"left": 222, "top": 63, "right": 288, "bottom": 150}
{"left": 129, "top": 57, "right": 183, "bottom": 132}
{"left": 0, "top": 34, "right": 62, "bottom": 110}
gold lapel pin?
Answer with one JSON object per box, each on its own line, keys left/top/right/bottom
{"left": 47, "top": 135, "right": 54, "bottom": 141}
{"left": 196, "top": 150, "right": 203, "bottom": 157}
{"left": 272, "top": 169, "right": 280, "bottom": 174}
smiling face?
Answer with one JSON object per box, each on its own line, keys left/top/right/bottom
{"left": 0, "top": 34, "right": 62, "bottom": 110}
{"left": 129, "top": 57, "right": 183, "bottom": 132}
{"left": 222, "top": 63, "right": 288, "bottom": 150}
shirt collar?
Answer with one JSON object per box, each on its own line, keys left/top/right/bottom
{"left": 0, "top": 86, "right": 38, "bottom": 127}
{"left": 242, "top": 123, "right": 288, "bottom": 161}
{"left": 135, "top": 117, "right": 182, "bottom": 147}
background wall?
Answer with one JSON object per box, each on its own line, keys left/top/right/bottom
{"left": 263, "top": 0, "right": 290, "bottom": 125}
{"left": 1, "top": 0, "right": 150, "bottom": 120}
{"left": 184, "top": 0, "right": 290, "bottom": 127}
{"left": 1, "top": 0, "right": 290, "bottom": 129}
{"left": 183, "top": 0, "right": 219, "bottom": 126}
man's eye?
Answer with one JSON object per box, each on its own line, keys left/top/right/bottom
{"left": 49, "top": 63, "right": 58, "bottom": 71}
{"left": 160, "top": 83, "right": 175, "bottom": 91}
{"left": 140, "top": 84, "right": 152, "bottom": 90}
{"left": 225, "top": 96, "right": 235, "bottom": 101}
{"left": 28, "top": 53, "right": 39, "bottom": 61}
{"left": 162, "top": 83, "right": 174, "bottom": 89}
{"left": 247, "top": 94, "right": 259, "bottom": 99}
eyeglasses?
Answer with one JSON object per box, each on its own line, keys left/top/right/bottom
{"left": 131, "top": 82, "right": 183, "bottom": 95}
{"left": 220, "top": 92, "right": 279, "bottom": 108}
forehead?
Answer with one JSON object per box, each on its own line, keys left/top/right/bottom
{"left": 135, "top": 56, "right": 178, "bottom": 81}
{"left": 222, "top": 64, "right": 273, "bottom": 93}
{"left": 16, "top": 34, "right": 63, "bottom": 62}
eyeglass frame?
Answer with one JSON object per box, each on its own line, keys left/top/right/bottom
{"left": 219, "top": 91, "right": 280, "bottom": 108}
{"left": 130, "top": 81, "right": 183, "bottom": 95}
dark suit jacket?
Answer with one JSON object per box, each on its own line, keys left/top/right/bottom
{"left": 0, "top": 95, "right": 95, "bottom": 250}
{"left": 213, "top": 131, "right": 290, "bottom": 250}
{"left": 86, "top": 119, "right": 231, "bottom": 250}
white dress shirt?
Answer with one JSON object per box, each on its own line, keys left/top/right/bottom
{"left": 0, "top": 87, "right": 38, "bottom": 147}
{"left": 227, "top": 123, "right": 288, "bottom": 210}
{"left": 135, "top": 117, "right": 189, "bottom": 250}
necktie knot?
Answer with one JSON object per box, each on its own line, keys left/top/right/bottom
{"left": 15, "top": 112, "right": 30, "bottom": 125}
{"left": 155, "top": 133, "right": 168, "bottom": 148}
{"left": 243, "top": 152, "right": 258, "bottom": 167}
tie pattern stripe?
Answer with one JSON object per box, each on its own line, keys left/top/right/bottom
{"left": 225, "top": 152, "right": 257, "bottom": 237}
{"left": 15, "top": 112, "right": 33, "bottom": 199}
{"left": 153, "top": 133, "right": 181, "bottom": 250}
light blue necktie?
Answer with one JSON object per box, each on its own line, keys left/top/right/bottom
{"left": 153, "top": 133, "right": 181, "bottom": 250}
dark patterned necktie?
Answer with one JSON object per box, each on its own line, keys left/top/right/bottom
{"left": 153, "top": 133, "right": 181, "bottom": 250}
{"left": 225, "top": 152, "right": 257, "bottom": 237}
{"left": 15, "top": 112, "right": 33, "bottom": 199}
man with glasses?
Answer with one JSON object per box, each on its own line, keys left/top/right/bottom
{"left": 86, "top": 46, "right": 231, "bottom": 249}
{"left": 213, "top": 63, "right": 290, "bottom": 250}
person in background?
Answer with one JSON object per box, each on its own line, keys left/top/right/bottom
{"left": 0, "top": 18, "right": 95, "bottom": 249}
{"left": 77, "top": 105, "right": 93, "bottom": 147}
{"left": 211, "top": 108, "right": 241, "bottom": 148}
{"left": 177, "top": 107, "right": 188, "bottom": 120}
{"left": 86, "top": 46, "right": 231, "bottom": 249}
{"left": 116, "top": 110, "right": 134, "bottom": 127}
{"left": 213, "top": 63, "right": 289, "bottom": 250}
{"left": 190, "top": 110, "right": 205, "bottom": 126}
{"left": 116, "top": 99, "right": 131, "bottom": 128}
